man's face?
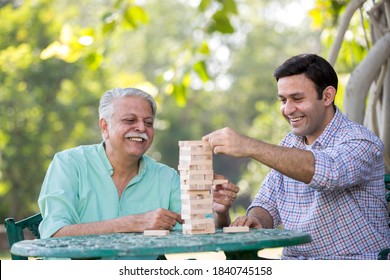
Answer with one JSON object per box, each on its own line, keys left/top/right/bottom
{"left": 277, "top": 74, "right": 329, "bottom": 145}
{"left": 103, "top": 96, "right": 154, "bottom": 158}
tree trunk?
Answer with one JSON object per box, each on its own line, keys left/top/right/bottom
{"left": 344, "top": 32, "right": 390, "bottom": 124}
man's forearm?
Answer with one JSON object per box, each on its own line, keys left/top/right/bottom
{"left": 213, "top": 211, "right": 231, "bottom": 228}
{"left": 243, "top": 137, "right": 315, "bottom": 184}
{"left": 52, "top": 216, "right": 134, "bottom": 237}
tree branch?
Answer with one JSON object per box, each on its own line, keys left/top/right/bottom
{"left": 344, "top": 32, "right": 390, "bottom": 123}
{"left": 328, "top": 0, "right": 367, "bottom": 65}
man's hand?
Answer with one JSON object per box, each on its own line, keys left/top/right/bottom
{"left": 212, "top": 174, "right": 239, "bottom": 215}
{"left": 211, "top": 174, "right": 240, "bottom": 228}
{"left": 133, "top": 208, "right": 183, "bottom": 231}
{"left": 202, "top": 127, "right": 250, "bottom": 157}
{"left": 230, "top": 216, "right": 263, "bottom": 228}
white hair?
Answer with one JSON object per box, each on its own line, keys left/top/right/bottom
{"left": 99, "top": 87, "right": 157, "bottom": 124}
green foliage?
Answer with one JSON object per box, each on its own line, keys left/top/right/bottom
{"left": 0, "top": 0, "right": 321, "bottom": 221}
{"left": 238, "top": 101, "right": 290, "bottom": 198}
{"left": 0, "top": 0, "right": 107, "bottom": 220}
{"left": 310, "top": 0, "right": 370, "bottom": 73}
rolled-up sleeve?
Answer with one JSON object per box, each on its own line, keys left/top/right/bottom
{"left": 38, "top": 153, "right": 81, "bottom": 238}
{"left": 309, "top": 138, "right": 383, "bottom": 191}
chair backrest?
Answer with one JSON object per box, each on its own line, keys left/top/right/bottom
{"left": 377, "top": 174, "right": 390, "bottom": 260}
{"left": 384, "top": 174, "right": 390, "bottom": 225}
{"left": 4, "top": 213, "right": 42, "bottom": 260}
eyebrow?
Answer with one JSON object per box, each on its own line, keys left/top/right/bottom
{"left": 278, "top": 92, "right": 305, "bottom": 98}
{"left": 122, "top": 113, "right": 154, "bottom": 119}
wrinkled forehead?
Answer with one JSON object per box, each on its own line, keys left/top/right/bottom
{"left": 112, "top": 96, "right": 154, "bottom": 118}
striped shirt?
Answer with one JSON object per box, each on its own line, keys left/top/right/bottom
{"left": 248, "top": 108, "right": 390, "bottom": 259}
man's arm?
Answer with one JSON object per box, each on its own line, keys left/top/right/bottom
{"left": 52, "top": 208, "right": 182, "bottom": 237}
{"left": 203, "top": 127, "right": 315, "bottom": 183}
{"left": 212, "top": 174, "right": 240, "bottom": 228}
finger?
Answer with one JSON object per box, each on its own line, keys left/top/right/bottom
{"left": 222, "top": 181, "right": 239, "bottom": 193}
{"left": 158, "top": 221, "right": 174, "bottom": 230}
{"left": 202, "top": 133, "right": 212, "bottom": 141}
{"left": 176, "top": 214, "right": 184, "bottom": 224}
{"left": 213, "top": 146, "right": 223, "bottom": 155}
{"left": 219, "top": 188, "right": 238, "bottom": 197}
{"left": 231, "top": 217, "right": 245, "bottom": 227}
{"left": 213, "top": 173, "right": 226, "bottom": 180}
{"left": 229, "top": 184, "right": 240, "bottom": 193}
{"left": 213, "top": 197, "right": 234, "bottom": 208}
{"left": 213, "top": 189, "right": 237, "bottom": 200}
{"left": 237, "top": 217, "right": 248, "bottom": 227}
{"left": 164, "top": 213, "right": 182, "bottom": 225}
{"left": 162, "top": 209, "right": 181, "bottom": 220}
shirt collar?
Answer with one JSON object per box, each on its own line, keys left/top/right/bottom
{"left": 98, "top": 141, "right": 147, "bottom": 179}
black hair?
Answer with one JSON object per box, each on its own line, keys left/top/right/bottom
{"left": 274, "top": 54, "right": 338, "bottom": 100}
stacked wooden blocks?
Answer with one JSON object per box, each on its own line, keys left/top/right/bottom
{"left": 178, "top": 141, "right": 216, "bottom": 235}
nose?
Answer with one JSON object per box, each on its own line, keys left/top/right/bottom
{"left": 134, "top": 121, "right": 146, "bottom": 132}
{"left": 282, "top": 99, "right": 296, "bottom": 116}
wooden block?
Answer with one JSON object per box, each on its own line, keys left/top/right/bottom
{"left": 179, "top": 169, "right": 214, "bottom": 175}
{"left": 181, "top": 208, "right": 213, "bottom": 215}
{"left": 178, "top": 164, "right": 213, "bottom": 171}
{"left": 179, "top": 140, "right": 210, "bottom": 147}
{"left": 143, "top": 230, "right": 170, "bottom": 236}
{"left": 223, "top": 226, "right": 249, "bottom": 233}
{"left": 182, "top": 223, "right": 215, "bottom": 230}
{"left": 180, "top": 179, "right": 214, "bottom": 186}
{"left": 179, "top": 149, "right": 212, "bottom": 156}
{"left": 180, "top": 174, "right": 214, "bottom": 181}
{"left": 181, "top": 213, "right": 207, "bottom": 220}
{"left": 213, "top": 179, "right": 228, "bottom": 185}
{"left": 181, "top": 191, "right": 211, "bottom": 200}
{"left": 182, "top": 227, "right": 216, "bottom": 235}
{"left": 179, "top": 155, "right": 212, "bottom": 161}
{"left": 182, "top": 219, "right": 215, "bottom": 230}
{"left": 181, "top": 184, "right": 213, "bottom": 191}
{"left": 182, "top": 197, "right": 213, "bottom": 206}
{"left": 179, "top": 159, "right": 213, "bottom": 168}
{"left": 183, "top": 218, "right": 214, "bottom": 226}
{"left": 182, "top": 202, "right": 212, "bottom": 211}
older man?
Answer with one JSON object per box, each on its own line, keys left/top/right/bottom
{"left": 39, "top": 87, "right": 238, "bottom": 238}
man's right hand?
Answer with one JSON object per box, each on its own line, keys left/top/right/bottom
{"left": 136, "top": 208, "right": 183, "bottom": 231}
{"left": 230, "top": 216, "right": 263, "bottom": 228}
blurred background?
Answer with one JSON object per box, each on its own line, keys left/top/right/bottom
{"left": 1, "top": 0, "right": 389, "bottom": 258}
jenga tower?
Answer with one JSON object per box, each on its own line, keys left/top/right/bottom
{"left": 178, "top": 141, "right": 216, "bottom": 234}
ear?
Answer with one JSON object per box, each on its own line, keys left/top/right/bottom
{"left": 99, "top": 118, "right": 109, "bottom": 140}
{"left": 323, "top": 86, "right": 336, "bottom": 107}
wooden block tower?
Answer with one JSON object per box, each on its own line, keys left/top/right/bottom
{"left": 178, "top": 141, "right": 216, "bottom": 234}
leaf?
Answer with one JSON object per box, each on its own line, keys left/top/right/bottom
{"left": 198, "top": 41, "right": 210, "bottom": 55}
{"left": 199, "top": 0, "right": 212, "bottom": 12}
{"left": 123, "top": 5, "right": 149, "bottom": 29}
{"left": 172, "top": 83, "right": 187, "bottom": 107}
{"left": 218, "top": 0, "right": 238, "bottom": 14}
{"left": 84, "top": 51, "right": 103, "bottom": 70}
{"left": 193, "top": 60, "right": 209, "bottom": 82}
{"left": 102, "top": 20, "right": 117, "bottom": 35}
{"left": 209, "top": 10, "right": 235, "bottom": 34}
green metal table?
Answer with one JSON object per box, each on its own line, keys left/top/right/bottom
{"left": 10, "top": 228, "right": 311, "bottom": 260}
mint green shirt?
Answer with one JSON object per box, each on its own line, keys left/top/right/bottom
{"left": 38, "top": 142, "right": 181, "bottom": 238}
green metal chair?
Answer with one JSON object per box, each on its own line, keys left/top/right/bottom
{"left": 4, "top": 213, "right": 42, "bottom": 260}
{"left": 377, "top": 174, "right": 390, "bottom": 260}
